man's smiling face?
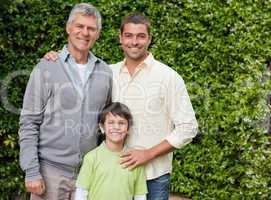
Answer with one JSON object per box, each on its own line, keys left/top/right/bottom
{"left": 119, "top": 23, "right": 151, "bottom": 61}
{"left": 66, "top": 14, "right": 99, "bottom": 54}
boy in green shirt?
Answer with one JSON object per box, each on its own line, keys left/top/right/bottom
{"left": 75, "top": 102, "right": 147, "bottom": 200}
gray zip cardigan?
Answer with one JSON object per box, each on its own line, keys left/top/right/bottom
{"left": 19, "top": 49, "right": 112, "bottom": 181}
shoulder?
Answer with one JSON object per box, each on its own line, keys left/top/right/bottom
{"left": 37, "top": 58, "right": 60, "bottom": 68}
{"left": 93, "top": 58, "right": 112, "bottom": 79}
{"left": 109, "top": 61, "right": 122, "bottom": 73}
{"left": 33, "top": 58, "right": 61, "bottom": 72}
{"left": 153, "top": 58, "right": 176, "bottom": 74}
{"left": 151, "top": 57, "right": 184, "bottom": 82}
{"left": 29, "top": 58, "right": 61, "bottom": 79}
{"left": 96, "top": 58, "right": 108, "bottom": 68}
{"left": 83, "top": 146, "right": 101, "bottom": 161}
{"left": 109, "top": 61, "right": 121, "bottom": 68}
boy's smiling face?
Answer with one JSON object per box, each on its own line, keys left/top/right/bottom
{"left": 101, "top": 112, "right": 129, "bottom": 147}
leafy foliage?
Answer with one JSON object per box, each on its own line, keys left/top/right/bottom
{"left": 0, "top": 0, "right": 270, "bottom": 199}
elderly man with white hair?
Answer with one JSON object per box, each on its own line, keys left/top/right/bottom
{"left": 18, "top": 3, "right": 112, "bottom": 199}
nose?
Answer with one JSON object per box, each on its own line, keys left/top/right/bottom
{"left": 111, "top": 122, "right": 121, "bottom": 130}
{"left": 131, "top": 36, "right": 138, "bottom": 46}
{"left": 112, "top": 123, "right": 119, "bottom": 129}
{"left": 82, "top": 27, "right": 89, "bottom": 36}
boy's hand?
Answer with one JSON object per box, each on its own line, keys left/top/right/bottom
{"left": 120, "top": 149, "right": 154, "bottom": 170}
{"left": 43, "top": 51, "right": 59, "bottom": 61}
{"left": 25, "top": 178, "right": 45, "bottom": 195}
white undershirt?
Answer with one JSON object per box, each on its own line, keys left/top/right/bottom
{"left": 76, "top": 63, "right": 88, "bottom": 84}
{"left": 75, "top": 187, "right": 146, "bottom": 200}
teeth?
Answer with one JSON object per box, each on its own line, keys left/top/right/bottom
{"left": 111, "top": 132, "right": 121, "bottom": 136}
{"left": 130, "top": 48, "right": 140, "bottom": 51}
{"left": 78, "top": 38, "right": 89, "bottom": 42}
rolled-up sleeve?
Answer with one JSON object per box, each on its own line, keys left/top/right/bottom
{"left": 165, "top": 71, "right": 198, "bottom": 149}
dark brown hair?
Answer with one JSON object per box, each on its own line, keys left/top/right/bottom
{"left": 97, "top": 102, "right": 133, "bottom": 145}
{"left": 120, "top": 12, "right": 151, "bottom": 35}
{"left": 98, "top": 102, "right": 133, "bottom": 128}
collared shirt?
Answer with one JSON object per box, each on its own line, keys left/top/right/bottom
{"left": 59, "top": 45, "right": 97, "bottom": 98}
{"left": 110, "top": 53, "right": 198, "bottom": 179}
{"left": 19, "top": 45, "right": 112, "bottom": 181}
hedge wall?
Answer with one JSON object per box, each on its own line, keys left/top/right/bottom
{"left": 0, "top": 0, "right": 270, "bottom": 199}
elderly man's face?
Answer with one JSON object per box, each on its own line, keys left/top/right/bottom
{"left": 66, "top": 14, "right": 99, "bottom": 54}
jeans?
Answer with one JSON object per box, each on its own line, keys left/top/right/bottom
{"left": 147, "top": 173, "right": 170, "bottom": 200}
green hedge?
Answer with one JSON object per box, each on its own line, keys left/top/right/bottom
{"left": 0, "top": 0, "right": 270, "bottom": 199}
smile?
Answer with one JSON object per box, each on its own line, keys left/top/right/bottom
{"left": 110, "top": 132, "right": 122, "bottom": 136}
{"left": 77, "top": 38, "right": 90, "bottom": 43}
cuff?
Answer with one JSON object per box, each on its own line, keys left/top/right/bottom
{"left": 165, "top": 133, "right": 194, "bottom": 149}
{"left": 165, "top": 131, "right": 196, "bottom": 149}
{"left": 166, "top": 122, "right": 198, "bottom": 149}
{"left": 25, "top": 167, "right": 42, "bottom": 182}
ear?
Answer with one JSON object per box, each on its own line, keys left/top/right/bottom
{"left": 95, "top": 31, "right": 100, "bottom": 41}
{"left": 99, "top": 123, "right": 105, "bottom": 134}
{"left": 66, "top": 23, "right": 70, "bottom": 35}
{"left": 119, "top": 31, "right": 122, "bottom": 44}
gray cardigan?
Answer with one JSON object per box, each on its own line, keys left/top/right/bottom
{"left": 19, "top": 49, "right": 112, "bottom": 181}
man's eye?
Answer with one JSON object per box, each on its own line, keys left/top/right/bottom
{"left": 124, "top": 34, "right": 132, "bottom": 38}
{"left": 138, "top": 34, "right": 147, "bottom": 39}
{"left": 88, "top": 27, "right": 97, "bottom": 32}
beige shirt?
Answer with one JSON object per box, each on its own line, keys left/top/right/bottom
{"left": 110, "top": 53, "right": 198, "bottom": 180}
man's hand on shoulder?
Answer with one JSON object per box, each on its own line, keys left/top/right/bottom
{"left": 43, "top": 51, "right": 59, "bottom": 61}
{"left": 25, "top": 178, "right": 45, "bottom": 195}
{"left": 120, "top": 149, "right": 154, "bottom": 170}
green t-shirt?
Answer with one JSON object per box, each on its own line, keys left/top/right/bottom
{"left": 76, "top": 143, "right": 147, "bottom": 200}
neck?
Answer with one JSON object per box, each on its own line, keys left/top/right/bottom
{"left": 67, "top": 45, "right": 88, "bottom": 64}
{"left": 125, "top": 60, "right": 138, "bottom": 76}
{"left": 125, "top": 53, "right": 149, "bottom": 75}
{"left": 105, "top": 141, "right": 124, "bottom": 152}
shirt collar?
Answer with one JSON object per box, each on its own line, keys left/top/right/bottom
{"left": 101, "top": 141, "right": 128, "bottom": 153}
{"left": 59, "top": 44, "right": 98, "bottom": 64}
{"left": 120, "top": 52, "right": 155, "bottom": 73}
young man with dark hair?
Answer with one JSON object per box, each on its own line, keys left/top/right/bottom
{"left": 112, "top": 13, "right": 198, "bottom": 200}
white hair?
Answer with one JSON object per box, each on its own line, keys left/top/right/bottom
{"left": 67, "top": 3, "right": 102, "bottom": 30}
